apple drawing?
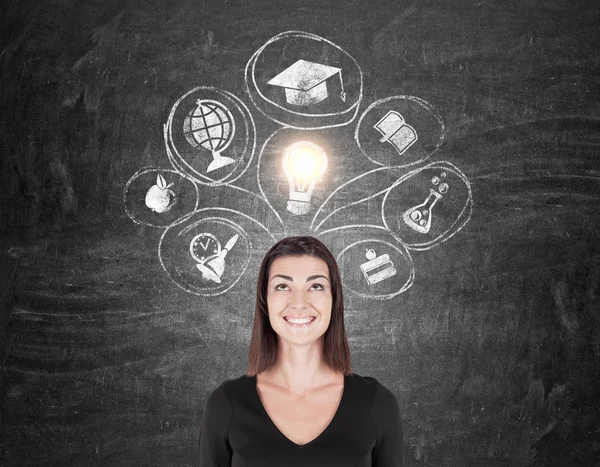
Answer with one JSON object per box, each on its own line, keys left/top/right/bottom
{"left": 145, "top": 174, "right": 176, "bottom": 213}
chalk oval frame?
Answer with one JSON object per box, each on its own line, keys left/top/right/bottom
{"left": 245, "top": 30, "right": 364, "bottom": 130}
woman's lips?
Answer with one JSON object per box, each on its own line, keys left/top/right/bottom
{"left": 283, "top": 316, "right": 316, "bottom": 327}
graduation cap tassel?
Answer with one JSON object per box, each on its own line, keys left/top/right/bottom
{"left": 339, "top": 70, "right": 346, "bottom": 102}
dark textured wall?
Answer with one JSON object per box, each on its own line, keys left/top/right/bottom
{"left": 1, "top": 0, "right": 599, "bottom": 465}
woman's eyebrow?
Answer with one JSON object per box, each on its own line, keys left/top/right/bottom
{"left": 271, "top": 274, "right": 293, "bottom": 282}
{"left": 270, "top": 274, "right": 329, "bottom": 282}
{"left": 306, "top": 274, "right": 329, "bottom": 282}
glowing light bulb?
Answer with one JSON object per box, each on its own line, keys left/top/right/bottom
{"left": 282, "top": 141, "right": 328, "bottom": 215}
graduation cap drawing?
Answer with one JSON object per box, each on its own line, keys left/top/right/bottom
{"left": 267, "top": 59, "right": 346, "bottom": 107}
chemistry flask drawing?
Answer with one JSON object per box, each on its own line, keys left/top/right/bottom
{"left": 402, "top": 172, "right": 450, "bottom": 234}
{"left": 183, "top": 99, "right": 236, "bottom": 173}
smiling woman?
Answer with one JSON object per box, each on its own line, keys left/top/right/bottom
{"left": 267, "top": 254, "right": 333, "bottom": 339}
{"left": 198, "top": 236, "right": 404, "bottom": 466}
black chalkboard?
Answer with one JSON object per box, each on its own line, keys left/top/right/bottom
{"left": 1, "top": 0, "right": 599, "bottom": 465}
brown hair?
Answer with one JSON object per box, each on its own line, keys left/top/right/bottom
{"left": 246, "top": 236, "right": 352, "bottom": 376}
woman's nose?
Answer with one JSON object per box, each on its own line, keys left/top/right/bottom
{"left": 289, "top": 291, "right": 308, "bottom": 309}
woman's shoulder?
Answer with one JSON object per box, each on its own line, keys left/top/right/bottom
{"left": 219, "top": 373, "right": 253, "bottom": 387}
{"left": 349, "top": 372, "right": 387, "bottom": 390}
{"left": 349, "top": 373, "right": 400, "bottom": 409}
{"left": 208, "top": 374, "right": 253, "bottom": 399}
{"left": 203, "top": 374, "right": 250, "bottom": 407}
{"left": 350, "top": 372, "right": 380, "bottom": 385}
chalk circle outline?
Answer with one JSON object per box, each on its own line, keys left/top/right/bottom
{"left": 381, "top": 160, "right": 473, "bottom": 251}
{"left": 337, "top": 238, "right": 415, "bottom": 300}
{"left": 123, "top": 167, "right": 200, "bottom": 228}
{"left": 159, "top": 208, "right": 276, "bottom": 296}
{"left": 165, "top": 86, "right": 256, "bottom": 186}
{"left": 245, "top": 30, "right": 364, "bottom": 129}
{"left": 354, "top": 95, "right": 446, "bottom": 168}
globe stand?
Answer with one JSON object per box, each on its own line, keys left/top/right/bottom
{"left": 206, "top": 151, "right": 235, "bottom": 173}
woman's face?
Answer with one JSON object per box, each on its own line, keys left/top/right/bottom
{"left": 266, "top": 254, "right": 333, "bottom": 344}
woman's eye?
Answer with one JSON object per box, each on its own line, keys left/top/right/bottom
{"left": 310, "top": 283, "right": 324, "bottom": 291}
{"left": 274, "top": 284, "right": 289, "bottom": 291}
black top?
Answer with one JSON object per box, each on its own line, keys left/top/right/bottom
{"left": 198, "top": 372, "right": 403, "bottom": 466}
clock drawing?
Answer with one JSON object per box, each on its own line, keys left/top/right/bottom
{"left": 188, "top": 232, "right": 240, "bottom": 284}
{"left": 189, "top": 233, "right": 221, "bottom": 264}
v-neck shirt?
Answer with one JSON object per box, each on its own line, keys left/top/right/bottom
{"left": 198, "top": 372, "right": 403, "bottom": 466}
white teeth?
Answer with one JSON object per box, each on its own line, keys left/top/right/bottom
{"left": 284, "top": 317, "right": 315, "bottom": 324}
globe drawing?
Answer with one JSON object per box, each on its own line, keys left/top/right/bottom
{"left": 183, "top": 99, "right": 236, "bottom": 173}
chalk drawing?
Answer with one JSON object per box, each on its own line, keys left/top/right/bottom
{"left": 401, "top": 171, "right": 451, "bottom": 234}
{"left": 360, "top": 248, "right": 397, "bottom": 285}
{"left": 402, "top": 189, "right": 443, "bottom": 234}
{"left": 190, "top": 233, "right": 239, "bottom": 284}
{"left": 245, "top": 30, "right": 363, "bottom": 129}
{"left": 123, "top": 30, "right": 473, "bottom": 301}
{"left": 382, "top": 161, "right": 473, "bottom": 251}
{"left": 328, "top": 232, "right": 415, "bottom": 300}
{"left": 159, "top": 208, "right": 276, "bottom": 296}
{"left": 373, "top": 111, "right": 418, "bottom": 156}
{"left": 166, "top": 121, "right": 268, "bottom": 211}
{"left": 124, "top": 168, "right": 199, "bottom": 228}
{"left": 144, "top": 173, "right": 176, "bottom": 213}
{"left": 355, "top": 95, "right": 445, "bottom": 168}
{"left": 282, "top": 141, "right": 328, "bottom": 215}
{"left": 182, "top": 99, "right": 236, "bottom": 173}
{"left": 268, "top": 59, "right": 345, "bottom": 106}
{"left": 165, "top": 87, "right": 256, "bottom": 186}
{"left": 257, "top": 127, "right": 339, "bottom": 226}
